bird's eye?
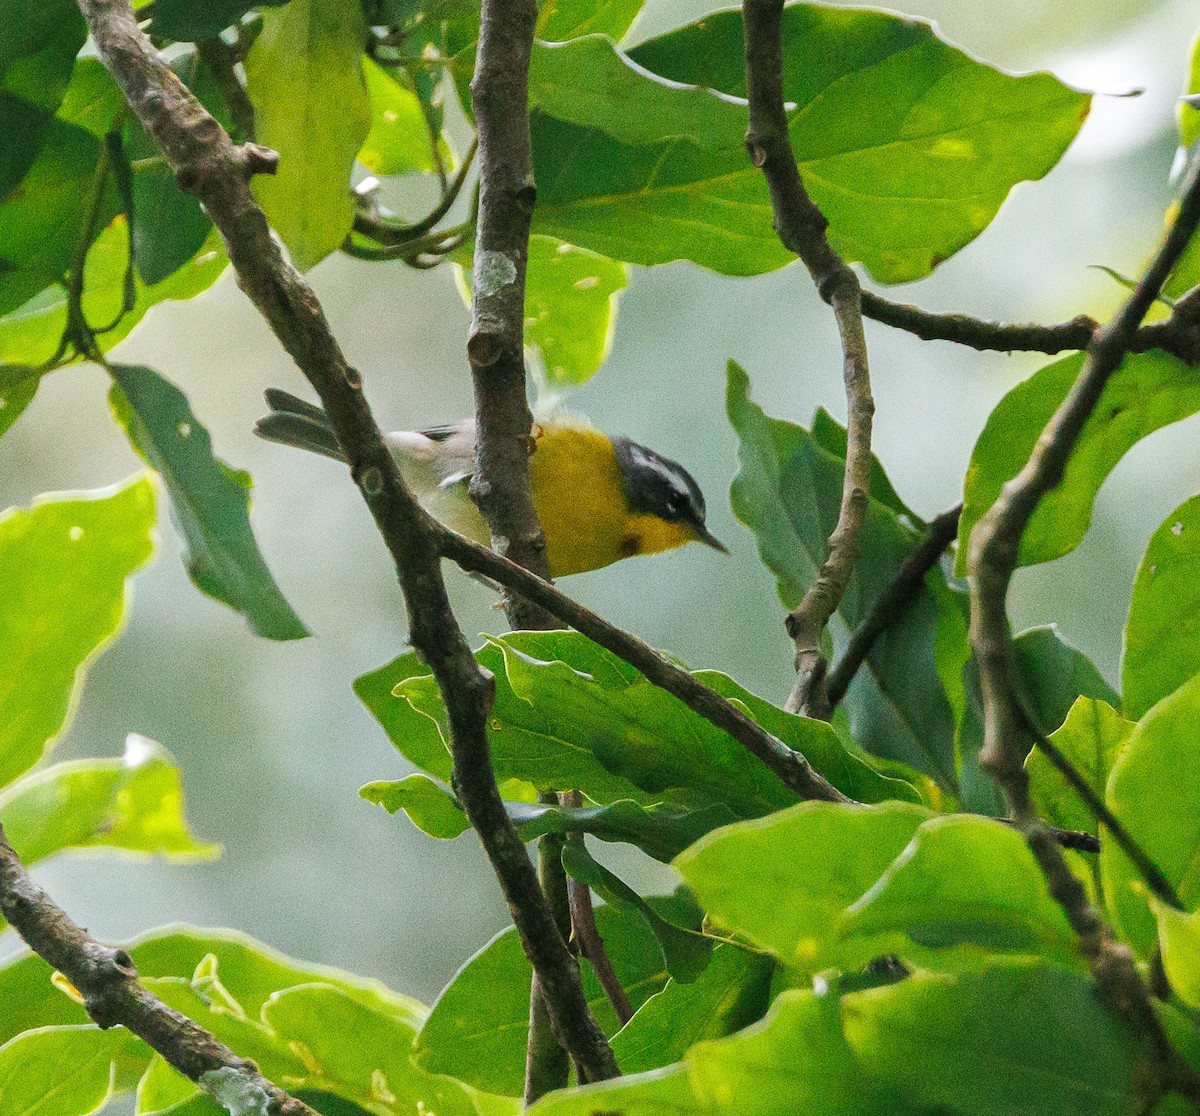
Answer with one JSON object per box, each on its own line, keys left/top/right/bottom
{"left": 665, "top": 491, "right": 685, "bottom": 516}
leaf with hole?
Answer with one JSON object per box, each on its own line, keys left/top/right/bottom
{"left": 0, "top": 476, "right": 155, "bottom": 790}
{"left": 108, "top": 364, "right": 308, "bottom": 641}
{"left": 957, "top": 351, "right": 1200, "bottom": 572}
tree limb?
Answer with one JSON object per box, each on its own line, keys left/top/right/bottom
{"left": 0, "top": 824, "right": 321, "bottom": 1116}
{"left": 742, "top": 0, "right": 874, "bottom": 719}
{"left": 967, "top": 155, "right": 1200, "bottom": 1097}
{"left": 440, "top": 529, "right": 852, "bottom": 803}
{"left": 77, "top": 0, "right": 617, "bottom": 1084}
{"left": 858, "top": 291, "right": 1200, "bottom": 364}
{"left": 465, "top": 0, "right": 555, "bottom": 629}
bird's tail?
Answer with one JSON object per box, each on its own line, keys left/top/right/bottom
{"left": 254, "top": 389, "right": 344, "bottom": 462}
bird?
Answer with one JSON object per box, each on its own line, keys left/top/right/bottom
{"left": 254, "top": 389, "right": 728, "bottom": 578}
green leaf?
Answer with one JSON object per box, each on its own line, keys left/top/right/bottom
{"left": 529, "top": 5, "right": 1088, "bottom": 282}
{"left": 56, "top": 57, "right": 126, "bottom": 138}
{"left": 0, "top": 117, "right": 115, "bottom": 316}
{"left": 152, "top": 0, "right": 290, "bottom": 42}
{"left": 260, "top": 983, "right": 487, "bottom": 1116}
{"left": 958, "top": 351, "right": 1200, "bottom": 573}
{"left": 0, "top": 95, "right": 53, "bottom": 203}
{"left": 0, "top": 734, "right": 219, "bottom": 865}
{"left": 0, "top": 1026, "right": 136, "bottom": 1116}
{"left": 611, "top": 943, "right": 773, "bottom": 1074}
{"left": 1150, "top": 897, "right": 1200, "bottom": 1010}
{"left": 0, "top": 225, "right": 227, "bottom": 370}
{"left": 0, "top": 476, "right": 156, "bottom": 789}
{"left": 838, "top": 815, "right": 1080, "bottom": 961}
{"left": 0, "top": 372, "right": 36, "bottom": 438}
{"left": 1014, "top": 625, "right": 1119, "bottom": 730}
{"left": 957, "top": 625, "right": 1117, "bottom": 817}
{"left": 530, "top": 37, "right": 746, "bottom": 150}
{"left": 487, "top": 632, "right": 812, "bottom": 813}
{"left": 415, "top": 905, "right": 674, "bottom": 1096}
{"left": 136, "top": 1055, "right": 198, "bottom": 1114}
{"left": 363, "top": 773, "right": 740, "bottom": 861}
{"left": 842, "top": 961, "right": 1139, "bottom": 1116}
{"left": 0, "top": 955, "right": 91, "bottom": 1045}
{"left": 694, "top": 669, "right": 920, "bottom": 806}
{"left": 0, "top": 0, "right": 86, "bottom": 113}
{"left": 520, "top": 236, "right": 626, "bottom": 389}
{"left": 354, "top": 654, "right": 454, "bottom": 781}
{"left": 562, "top": 842, "right": 713, "bottom": 982}
{"left": 1180, "top": 29, "right": 1200, "bottom": 152}
{"left": 687, "top": 988, "right": 894, "bottom": 1116}
{"left": 360, "top": 774, "right": 473, "bottom": 839}
{"left": 1123, "top": 493, "right": 1200, "bottom": 720}
{"left": 530, "top": 109, "right": 784, "bottom": 278}
{"left": 810, "top": 407, "right": 921, "bottom": 524}
{"left": 535, "top": 0, "right": 644, "bottom": 41}
{"left": 108, "top": 363, "right": 308, "bottom": 641}
{"left": 1026, "top": 697, "right": 1132, "bottom": 839}
{"left": 359, "top": 57, "right": 443, "bottom": 177}
{"left": 727, "top": 361, "right": 958, "bottom": 789}
{"left": 529, "top": 1064, "right": 698, "bottom": 1116}
{"left": 632, "top": 6, "right": 1088, "bottom": 282}
{"left": 674, "top": 801, "right": 931, "bottom": 971}
{"left": 1102, "top": 671, "right": 1200, "bottom": 958}
{"left": 245, "top": 0, "right": 371, "bottom": 270}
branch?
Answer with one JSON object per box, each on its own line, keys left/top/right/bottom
{"left": 465, "top": 0, "right": 555, "bottom": 629}
{"left": 0, "top": 825, "right": 320, "bottom": 1116}
{"left": 967, "top": 155, "right": 1200, "bottom": 1094}
{"left": 858, "top": 291, "right": 1200, "bottom": 365}
{"left": 440, "top": 529, "right": 852, "bottom": 803}
{"left": 78, "top": 0, "right": 617, "bottom": 1084}
{"left": 825, "top": 504, "right": 962, "bottom": 709}
{"left": 742, "top": 0, "right": 874, "bottom": 719}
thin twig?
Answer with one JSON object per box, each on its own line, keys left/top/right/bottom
{"left": 742, "top": 0, "right": 875, "bottom": 719}
{"left": 564, "top": 792, "right": 632, "bottom": 1026}
{"left": 859, "top": 291, "right": 1200, "bottom": 365}
{"left": 0, "top": 824, "right": 321, "bottom": 1116}
{"left": 409, "top": 59, "right": 449, "bottom": 192}
{"left": 1015, "top": 700, "right": 1180, "bottom": 907}
{"left": 78, "top": 0, "right": 618, "bottom": 1084}
{"left": 968, "top": 155, "right": 1200, "bottom": 1099}
{"left": 825, "top": 504, "right": 962, "bottom": 709}
{"left": 353, "top": 135, "right": 477, "bottom": 246}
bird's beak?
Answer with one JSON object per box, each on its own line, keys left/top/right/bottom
{"left": 696, "top": 525, "right": 730, "bottom": 554}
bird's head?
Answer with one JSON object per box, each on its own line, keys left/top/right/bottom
{"left": 612, "top": 437, "right": 728, "bottom": 558}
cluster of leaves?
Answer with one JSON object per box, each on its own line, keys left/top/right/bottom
{"left": 5, "top": 0, "right": 1200, "bottom": 1115}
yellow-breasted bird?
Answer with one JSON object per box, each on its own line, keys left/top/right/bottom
{"left": 255, "top": 389, "right": 727, "bottom": 578}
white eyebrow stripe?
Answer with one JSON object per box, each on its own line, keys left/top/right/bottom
{"left": 629, "top": 445, "right": 688, "bottom": 491}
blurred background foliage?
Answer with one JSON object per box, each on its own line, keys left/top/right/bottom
{"left": 1, "top": 0, "right": 1198, "bottom": 1008}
